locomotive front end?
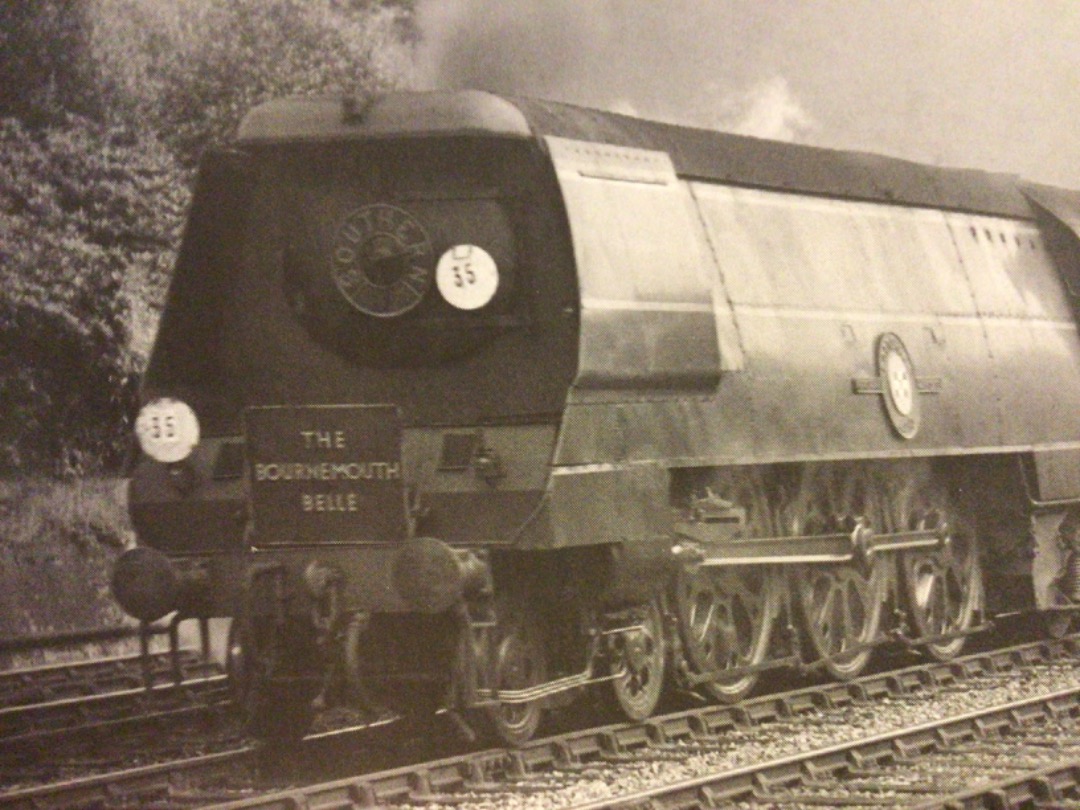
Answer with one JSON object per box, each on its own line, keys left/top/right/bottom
{"left": 112, "top": 91, "right": 581, "bottom": 740}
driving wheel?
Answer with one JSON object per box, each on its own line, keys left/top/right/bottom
{"left": 793, "top": 556, "right": 888, "bottom": 679}
{"left": 900, "top": 503, "right": 981, "bottom": 660}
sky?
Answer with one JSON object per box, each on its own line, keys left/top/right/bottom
{"left": 412, "top": 0, "right": 1080, "bottom": 189}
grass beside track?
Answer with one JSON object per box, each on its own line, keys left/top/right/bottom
{"left": 0, "top": 477, "right": 134, "bottom": 668}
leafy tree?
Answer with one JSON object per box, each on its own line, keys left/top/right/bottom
{"left": 93, "top": 0, "right": 416, "bottom": 164}
{"left": 0, "top": 0, "right": 418, "bottom": 474}
{"left": 0, "top": 116, "right": 188, "bottom": 475}
{"left": 0, "top": 1, "right": 100, "bottom": 123}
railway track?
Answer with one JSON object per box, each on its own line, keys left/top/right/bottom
{"left": 0, "top": 715, "right": 404, "bottom": 809}
{"left": 0, "top": 644, "right": 230, "bottom": 781}
{"left": 573, "top": 683, "right": 1080, "bottom": 809}
{"left": 203, "top": 637, "right": 1080, "bottom": 810}
{"left": 0, "top": 624, "right": 182, "bottom": 671}
{"left": 1, "top": 647, "right": 221, "bottom": 710}
{"left": 6, "top": 634, "right": 1076, "bottom": 810}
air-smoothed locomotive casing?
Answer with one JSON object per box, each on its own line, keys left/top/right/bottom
{"left": 509, "top": 98, "right": 1080, "bottom": 554}
{"left": 122, "top": 90, "right": 1080, "bottom": 621}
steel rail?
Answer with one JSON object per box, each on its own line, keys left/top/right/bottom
{"left": 565, "top": 686, "right": 1080, "bottom": 809}
{"left": 3, "top": 636, "right": 1075, "bottom": 810}
{"left": 0, "top": 624, "right": 171, "bottom": 655}
{"left": 0, "top": 748, "right": 248, "bottom": 810}
{"left": 908, "top": 758, "right": 1080, "bottom": 809}
{"left": 0, "top": 680, "right": 231, "bottom": 764}
{"left": 192, "top": 637, "right": 1080, "bottom": 810}
{"left": 0, "top": 673, "right": 227, "bottom": 742}
{"left": 0, "top": 649, "right": 215, "bottom": 708}
{"left": 0, "top": 712, "right": 401, "bottom": 809}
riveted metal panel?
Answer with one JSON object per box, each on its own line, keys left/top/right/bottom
{"left": 513, "top": 95, "right": 1033, "bottom": 217}
{"left": 1022, "top": 182, "right": 1080, "bottom": 297}
{"left": 945, "top": 211, "right": 1080, "bottom": 448}
{"left": 545, "top": 136, "right": 721, "bottom": 389}
{"left": 685, "top": 185, "right": 1001, "bottom": 460}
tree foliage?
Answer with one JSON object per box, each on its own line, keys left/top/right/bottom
{"left": 0, "top": 117, "right": 189, "bottom": 475}
{"left": 0, "top": 0, "right": 417, "bottom": 475}
{"left": 0, "top": 1, "right": 100, "bottom": 123}
{"left": 93, "top": 0, "right": 416, "bottom": 163}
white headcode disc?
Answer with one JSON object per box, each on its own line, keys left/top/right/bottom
{"left": 435, "top": 244, "right": 499, "bottom": 310}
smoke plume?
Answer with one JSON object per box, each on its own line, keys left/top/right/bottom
{"left": 412, "top": 0, "right": 1080, "bottom": 186}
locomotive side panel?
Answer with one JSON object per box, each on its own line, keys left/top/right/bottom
{"left": 943, "top": 211, "right": 1080, "bottom": 450}
{"left": 554, "top": 166, "right": 1080, "bottom": 470}
{"left": 543, "top": 136, "right": 723, "bottom": 391}
{"left": 1021, "top": 185, "right": 1080, "bottom": 501}
{"left": 700, "top": 187, "right": 998, "bottom": 459}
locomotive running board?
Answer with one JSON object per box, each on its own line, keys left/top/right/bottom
{"left": 675, "top": 523, "right": 943, "bottom": 567}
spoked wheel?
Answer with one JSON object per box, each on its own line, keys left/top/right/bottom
{"left": 607, "top": 599, "right": 666, "bottom": 721}
{"left": 900, "top": 503, "right": 982, "bottom": 660}
{"left": 786, "top": 463, "right": 891, "bottom": 679}
{"left": 478, "top": 613, "right": 548, "bottom": 747}
{"left": 794, "top": 557, "right": 888, "bottom": 679}
{"left": 676, "top": 566, "right": 781, "bottom": 702}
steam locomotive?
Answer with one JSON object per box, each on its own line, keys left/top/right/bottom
{"left": 111, "top": 90, "right": 1080, "bottom": 745}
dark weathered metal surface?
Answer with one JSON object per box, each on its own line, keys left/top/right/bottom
{"left": 236, "top": 90, "right": 533, "bottom": 144}
{"left": 546, "top": 136, "right": 721, "bottom": 389}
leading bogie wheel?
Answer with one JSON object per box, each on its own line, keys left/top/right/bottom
{"left": 607, "top": 598, "right": 666, "bottom": 721}
{"left": 478, "top": 615, "right": 548, "bottom": 747}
